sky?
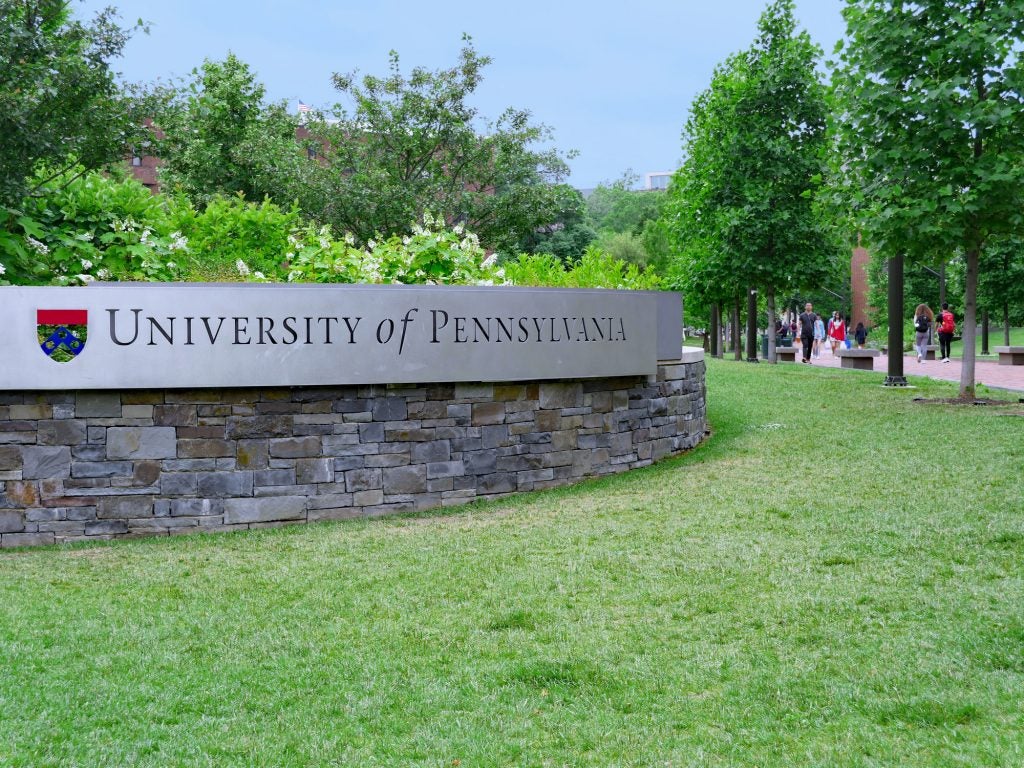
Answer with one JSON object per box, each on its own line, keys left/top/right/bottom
{"left": 74, "top": 0, "right": 849, "bottom": 190}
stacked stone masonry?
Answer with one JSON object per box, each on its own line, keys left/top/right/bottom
{"left": 0, "top": 357, "right": 706, "bottom": 547}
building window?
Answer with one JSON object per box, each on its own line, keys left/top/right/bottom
{"left": 645, "top": 172, "right": 671, "bottom": 191}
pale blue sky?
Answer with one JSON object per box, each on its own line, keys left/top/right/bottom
{"left": 74, "top": 0, "right": 848, "bottom": 188}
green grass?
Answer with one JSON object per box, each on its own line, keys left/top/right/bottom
{"left": 2, "top": 362, "right": 1023, "bottom": 767}
{"left": 955, "top": 326, "right": 1024, "bottom": 360}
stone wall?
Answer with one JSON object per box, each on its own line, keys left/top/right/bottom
{"left": 0, "top": 351, "right": 705, "bottom": 547}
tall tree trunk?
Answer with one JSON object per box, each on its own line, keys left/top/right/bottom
{"left": 746, "top": 287, "right": 758, "bottom": 362}
{"left": 884, "top": 252, "right": 907, "bottom": 386}
{"left": 709, "top": 304, "right": 720, "bottom": 358}
{"left": 1004, "top": 300, "right": 1011, "bottom": 346}
{"left": 981, "top": 309, "right": 989, "bottom": 355}
{"left": 733, "top": 296, "right": 742, "bottom": 360}
{"left": 767, "top": 287, "right": 777, "bottom": 364}
{"left": 960, "top": 246, "right": 979, "bottom": 399}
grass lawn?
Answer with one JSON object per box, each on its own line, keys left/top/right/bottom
{"left": 1, "top": 362, "right": 1022, "bottom": 767}
{"left": 953, "top": 327, "right": 1024, "bottom": 360}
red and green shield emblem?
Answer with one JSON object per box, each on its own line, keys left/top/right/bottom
{"left": 37, "top": 309, "right": 88, "bottom": 363}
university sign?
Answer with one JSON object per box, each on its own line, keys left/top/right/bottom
{"left": 1, "top": 284, "right": 678, "bottom": 390}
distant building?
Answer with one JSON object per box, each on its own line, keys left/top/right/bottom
{"left": 644, "top": 172, "right": 672, "bottom": 191}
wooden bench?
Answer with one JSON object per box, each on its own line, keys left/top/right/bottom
{"left": 775, "top": 347, "right": 798, "bottom": 363}
{"left": 924, "top": 344, "right": 938, "bottom": 361}
{"left": 837, "top": 348, "right": 881, "bottom": 370}
{"left": 994, "top": 346, "right": 1024, "bottom": 366}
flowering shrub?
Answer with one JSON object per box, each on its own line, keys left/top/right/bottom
{"left": 0, "top": 173, "right": 660, "bottom": 293}
{"left": 281, "top": 213, "right": 505, "bottom": 285}
{"left": 0, "top": 169, "right": 184, "bottom": 284}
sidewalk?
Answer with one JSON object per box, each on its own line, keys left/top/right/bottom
{"left": 793, "top": 344, "right": 1024, "bottom": 392}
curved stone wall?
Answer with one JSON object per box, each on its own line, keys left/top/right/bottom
{"left": 0, "top": 351, "right": 705, "bottom": 547}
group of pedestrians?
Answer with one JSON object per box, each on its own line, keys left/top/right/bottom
{"left": 912, "top": 302, "right": 956, "bottom": 363}
{"left": 786, "top": 300, "right": 957, "bottom": 367}
{"left": 797, "top": 303, "right": 861, "bottom": 363}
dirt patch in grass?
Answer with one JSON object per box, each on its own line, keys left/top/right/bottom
{"left": 912, "top": 396, "right": 1020, "bottom": 406}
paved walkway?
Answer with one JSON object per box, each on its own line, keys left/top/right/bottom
{"left": 791, "top": 345, "right": 1024, "bottom": 392}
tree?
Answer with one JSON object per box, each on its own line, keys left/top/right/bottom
{"left": 833, "top": 0, "right": 1024, "bottom": 397}
{"left": 305, "top": 38, "right": 574, "bottom": 252}
{"left": 663, "top": 55, "right": 745, "bottom": 335}
{"left": 515, "top": 185, "right": 596, "bottom": 262}
{"left": 665, "top": 0, "right": 837, "bottom": 361}
{"left": 154, "top": 53, "right": 312, "bottom": 205}
{"left": 586, "top": 172, "right": 666, "bottom": 236}
{"left": 974, "top": 238, "right": 1024, "bottom": 343}
{"left": 0, "top": 0, "right": 145, "bottom": 210}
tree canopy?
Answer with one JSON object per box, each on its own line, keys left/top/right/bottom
{"left": 154, "top": 53, "right": 311, "bottom": 205}
{"left": 0, "top": 0, "right": 145, "bottom": 210}
{"left": 833, "top": 0, "right": 1024, "bottom": 396}
{"left": 586, "top": 172, "right": 665, "bottom": 236}
{"left": 665, "top": 0, "right": 837, "bottom": 352}
{"left": 302, "top": 38, "right": 574, "bottom": 253}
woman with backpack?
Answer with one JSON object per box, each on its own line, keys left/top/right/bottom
{"left": 936, "top": 302, "right": 956, "bottom": 362}
{"left": 913, "top": 303, "right": 934, "bottom": 362}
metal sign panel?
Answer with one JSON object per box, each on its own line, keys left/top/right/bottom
{"left": 0, "top": 284, "right": 662, "bottom": 390}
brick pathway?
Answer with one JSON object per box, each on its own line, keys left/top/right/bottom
{"left": 790, "top": 344, "right": 1024, "bottom": 392}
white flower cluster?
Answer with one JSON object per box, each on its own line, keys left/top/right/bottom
{"left": 26, "top": 236, "right": 49, "bottom": 255}
{"left": 236, "top": 259, "right": 251, "bottom": 277}
{"left": 168, "top": 231, "right": 188, "bottom": 251}
{"left": 361, "top": 251, "right": 384, "bottom": 283}
{"left": 112, "top": 217, "right": 138, "bottom": 233}
{"left": 0, "top": 262, "right": 6, "bottom": 275}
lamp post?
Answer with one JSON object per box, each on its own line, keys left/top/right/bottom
{"left": 884, "top": 253, "right": 908, "bottom": 386}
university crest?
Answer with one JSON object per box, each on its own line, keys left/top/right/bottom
{"left": 37, "top": 309, "right": 88, "bottom": 363}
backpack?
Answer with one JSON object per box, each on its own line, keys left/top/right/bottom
{"left": 915, "top": 315, "right": 929, "bottom": 333}
{"left": 939, "top": 310, "right": 955, "bottom": 334}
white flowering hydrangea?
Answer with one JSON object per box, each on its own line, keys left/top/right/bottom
{"left": 168, "top": 232, "right": 188, "bottom": 251}
{"left": 26, "top": 236, "right": 49, "bottom": 255}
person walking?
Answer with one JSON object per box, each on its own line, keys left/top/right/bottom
{"left": 813, "top": 313, "right": 825, "bottom": 358}
{"left": 827, "top": 311, "right": 846, "bottom": 355}
{"left": 936, "top": 302, "right": 955, "bottom": 362}
{"left": 913, "top": 303, "right": 934, "bottom": 362}
{"left": 854, "top": 322, "right": 868, "bottom": 348}
{"left": 798, "top": 302, "right": 816, "bottom": 364}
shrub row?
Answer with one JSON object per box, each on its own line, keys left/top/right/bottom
{"left": 0, "top": 170, "right": 661, "bottom": 291}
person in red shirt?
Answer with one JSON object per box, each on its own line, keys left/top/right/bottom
{"left": 827, "top": 310, "right": 846, "bottom": 355}
{"left": 936, "top": 302, "right": 956, "bottom": 362}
